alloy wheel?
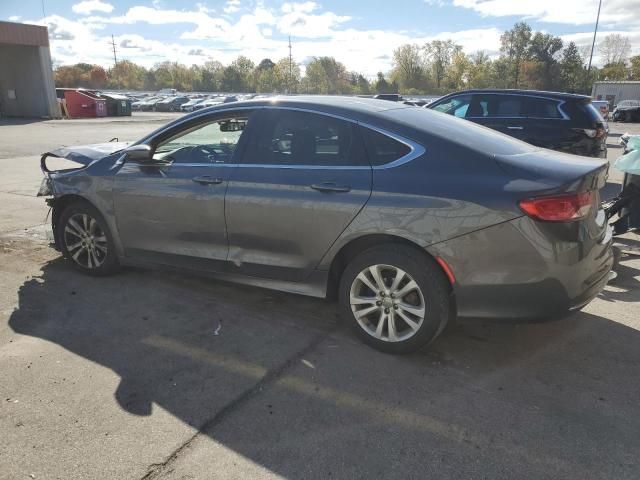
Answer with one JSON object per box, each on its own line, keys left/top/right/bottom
{"left": 63, "top": 213, "right": 108, "bottom": 269}
{"left": 349, "top": 264, "right": 426, "bottom": 342}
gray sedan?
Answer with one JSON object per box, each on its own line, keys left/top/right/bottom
{"left": 38, "top": 96, "right": 613, "bottom": 353}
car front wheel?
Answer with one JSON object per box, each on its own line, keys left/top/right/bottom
{"left": 339, "top": 245, "right": 451, "bottom": 354}
{"left": 57, "top": 201, "right": 120, "bottom": 276}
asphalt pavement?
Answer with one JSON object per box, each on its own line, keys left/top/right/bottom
{"left": 1, "top": 113, "right": 639, "bottom": 480}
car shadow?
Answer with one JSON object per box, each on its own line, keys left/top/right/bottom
{"left": 7, "top": 257, "right": 640, "bottom": 479}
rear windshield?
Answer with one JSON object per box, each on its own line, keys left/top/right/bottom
{"left": 583, "top": 103, "right": 605, "bottom": 122}
{"left": 383, "top": 107, "right": 538, "bottom": 156}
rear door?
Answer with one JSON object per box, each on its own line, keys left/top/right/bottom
{"left": 225, "top": 108, "right": 372, "bottom": 282}
{"left": 522, "top": 96, "right": 576, "bottom": 153}
{"left": 467, "top": 93, "right": 529, "bottom": 141}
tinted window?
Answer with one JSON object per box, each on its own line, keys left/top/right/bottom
{"left": 153, "top": 115, "right": 249, "bottom": 164}
{"left": 246, "top": 110, "right": 367, "bottom": 166}
{"left": 528, "top": 98, "right": 563, "bottom": 119}
{"left": 432, "top": 95, "right": 472, "bottom": 118}
{"left": 469, "top": 94, "right": 525, "bottom": 118}
{"left": 360, "top": 127, "right": 411, "bottom": 166}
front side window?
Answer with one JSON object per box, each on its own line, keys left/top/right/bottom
{"left": 246, "top": 110, "right": 367, "bottom": 167}
{"left": 153, "top": 115, "right": 250, "bottom": 164}
{"left": 432, "top": 95, "right": 472, "bottom": 118}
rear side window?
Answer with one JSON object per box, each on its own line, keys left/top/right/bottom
{"left": 244, "top": 110, "right": 368, "bottom": 167}
{"left": 527, "top": 98, "right": 563, "bottom": 119}
{"left": 469, "top": 94, "right": 525, "bottom": 118}
{"left": 359, "top": 127, "right": 411, "bottom": 166}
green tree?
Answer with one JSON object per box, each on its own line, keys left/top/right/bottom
{"left": 528, "top": 32, "right": 563, "bottom": 90}
{"left": 424, "top": 40, "right": 458, "bottom": 90}
{"left": 391, "top": 44, "right": 427, "bottom": 91}
{"left": 560, "top": 42, "right": 586, "bottom": 93}
{"left": 467, "top": 51, "right": 492, "bottom": 89}
{"left": 304, "top": 57, "right": 350, "bottom": 94}
{"left": 275, "top": 57, "right": 301, "bottom": 93}
{"left": 373, "top": 72, "right": 392, "bottom": 93}
{"left": 630, "top": 56, "right": 640, "bottom": 80}
{"left": 445, "top": 47, "right": 470, "bottom": 90}
{"left": 500, "top": 21, "right": 532, "bottom": 87}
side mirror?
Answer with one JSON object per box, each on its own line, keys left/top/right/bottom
{"left": 124, "top": 144, "right": 152, "bottom": 162}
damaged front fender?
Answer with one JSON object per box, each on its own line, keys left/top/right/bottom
{"left": 40, "top": 142, "right": 131, "bottom": 174}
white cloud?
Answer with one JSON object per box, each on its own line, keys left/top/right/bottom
{"left": 277, "top": 2, "right": 350, "bottom": 38}
{"left": 450, "top": 0, "right": 640, "bottom": 26}
{"left": 8, "top": 15, "right": 21, "bottom": 22}
{"left": 71, "top": 0, "right": 114, "bottom": 15}
{"left": 224, "top": 0, "right": 242, "bottom": 14}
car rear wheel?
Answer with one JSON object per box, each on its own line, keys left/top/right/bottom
{"left": 58, "top": 201, "right": 120, "bottom": 276}
{"left": 339, "top": 245, "right": 451, "bottom": 354}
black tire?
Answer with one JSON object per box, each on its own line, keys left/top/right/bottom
{"left": 338, "top": 244, "right": 451, "bottom": 354}
{"left": 57, "top": 201, "right": 120, "bottom": 276}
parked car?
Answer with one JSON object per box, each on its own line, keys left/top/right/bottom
{"left": 180, "top": 98, "right": 205, "bottom": 112}
{"left": 592, "top": 100, "right": 610, "bottom": 120}
{"left": 132, "top": 96, "right": 165, "bottom": 112}
{"left": 374, "top": 94, "right": 403, "bottom": 102}
{"left": 612, "top": 100, "right": 640, "bottom": 123}
{"left": 38, "top": 96, "right": 613, "bottom": 353}
{"left": 154, "top": 96, "right": 190, "bottom": 112}
{"left": 428, "top": 89, "right": 607, "bottom": 158}
{"left": 192, "top": 96, "right": 238, "bottom": 110}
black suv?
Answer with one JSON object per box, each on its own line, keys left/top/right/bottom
{"left": 428, "top": 89, "right": 607, "bottom": 158}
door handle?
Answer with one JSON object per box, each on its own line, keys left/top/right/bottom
{"left": 192, "top": 175, "right": 223, "bottom": 185}
{"left": 507, "top": 126, "right": 524, "bottom": 130}
{"left": 310, "top": 182, "right": 351, "bottom": 193}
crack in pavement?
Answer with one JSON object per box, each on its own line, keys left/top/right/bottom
{"left": 140, "top": 316, "right": 341, "bottom": 480}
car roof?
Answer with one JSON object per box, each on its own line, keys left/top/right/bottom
{"left": 437, "top": 89, "right": 591, "bottom": 101}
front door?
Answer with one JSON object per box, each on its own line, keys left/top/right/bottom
{"left": 113, "top": 111, "right": 254, "bottom": 270}
{"left": 225, "top": 109, "right": 372, "bottom": 281}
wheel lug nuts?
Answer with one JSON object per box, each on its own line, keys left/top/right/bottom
{"left": 376, "top": 301, "right": 382, "bottom": 306}
{"left": 380, "top": 292, "right": 385, "bottom": 297}
{"left": 384, "top": 308, "right": 389, "bottom": 314}
{"left": 393, "top": 305, "right": 398, "bottom": 310}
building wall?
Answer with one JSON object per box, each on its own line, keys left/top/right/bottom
{"left": 592, "top": 82, "right": 640, "bottom": 107}
{"left": 0, "top": 44, "right": 58, "bottom": 118}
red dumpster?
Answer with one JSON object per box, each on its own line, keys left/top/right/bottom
{"left": 57, "top": 89, "right": 107, "bottom": 118}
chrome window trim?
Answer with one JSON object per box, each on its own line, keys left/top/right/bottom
{"left": 139, "top": 105, "right": 426, "bottom": 171}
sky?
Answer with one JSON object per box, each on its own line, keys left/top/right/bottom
{"left": 1, "top": 0, "right": 640, "bottom": 77}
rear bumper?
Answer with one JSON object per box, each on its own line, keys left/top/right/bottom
{"left": 428, "top": 216, "right": 613, "bottom": 322}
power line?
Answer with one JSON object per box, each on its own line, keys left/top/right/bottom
{"left": 587, "top": 0, "right": 602, "bottom": 72}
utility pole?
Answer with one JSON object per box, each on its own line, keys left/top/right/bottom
{"left": 587, "top": 0, "right": 602, "bottom": 73}
{"left": 288, "top": 35, "right": 293, "bottom": 94}
{"left": 110, "top": 34, "right": 118, "bottom": 68}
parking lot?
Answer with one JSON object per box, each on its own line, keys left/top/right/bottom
{"left": 1, "top": 113, "right": 639, "bottom": 479}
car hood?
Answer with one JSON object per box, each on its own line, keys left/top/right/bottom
{"left": 42, "top": 142, "right": 131, "bottom": 171}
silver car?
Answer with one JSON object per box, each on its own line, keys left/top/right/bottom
{"left": 38, "top": 96, "right": 613, "bottom": 353}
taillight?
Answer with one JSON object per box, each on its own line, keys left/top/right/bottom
{"left": 519, "top": 191, "right": 595, "bottom": 222}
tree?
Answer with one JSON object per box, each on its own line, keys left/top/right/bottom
{"left": 445, "top": 47, "right": 469, "bottom": 90}
{"left": 467, "top": 51, "right": 492, "bottom": 89}
{"left": 599, "top": 34, "right": 631, "bottom": 66}
{"left": 304, "top": 57, "right": 350, "bottom": 94}
{"left": 560, "top": 42, "right": 586, "bottom": 93}
{"left": 275, "top": 57, "right": 301, "bottom": 93}
{"left": 630, "top": 56, "right": 640, "bottom": 80}
{"left": 109, "top": 60, "right": 147, "bottom": 90}
{"left": 424, "top": 40, "right": 458, "bottom": 90}
{"left": 374, "top": 72, "right": 391, "bottom": 93}
{"left": 500, "top": 21, "right": 532, "bottom": 87}
{"left": 391, "top": 44, "right": 427, "bottom": 91}
{"left": 89, "top": 66, "right": 107, "bottom": 89}
{"left": 256, "top": 58, "right": 276, "bottom": 71}
{"left": 528, "top": 32, "right": 563, "bottom": 90}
